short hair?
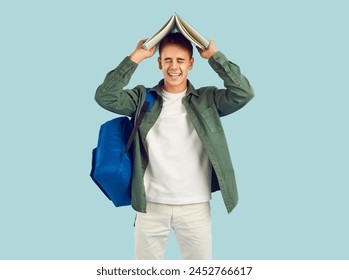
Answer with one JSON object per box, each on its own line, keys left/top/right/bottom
{"left": 159, "top": 32, "right": 193, "bottom": 58}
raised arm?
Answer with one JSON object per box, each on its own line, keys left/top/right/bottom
{"left": 94, "top": 40, "right": 156, "bottom": 116}
{"left": 198, "top": 40, "right": 254, "bottom": 116}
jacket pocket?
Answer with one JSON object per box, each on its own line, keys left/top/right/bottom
{"left": 201, "top": 106, "right": 223, "bottom": 133}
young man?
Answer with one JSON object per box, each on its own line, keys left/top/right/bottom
{"left": 95, "top": 33, "right": 254, "bottom": 259}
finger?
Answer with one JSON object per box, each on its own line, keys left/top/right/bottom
{"left": 138, "top": 39, "right": 147, "bottom": 47}
{"left": 209, "top": 40, "right": 216, "bottom": 50}
{"left": 150, "top": 44, "right": 157, "bottom": 52}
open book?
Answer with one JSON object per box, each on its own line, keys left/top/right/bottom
{"left": 142, "top": 13, "right": 209, "bottom": 51}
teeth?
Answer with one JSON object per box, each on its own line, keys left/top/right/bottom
{"left": 169, "top": 73, "right": 181, "bottom": 77}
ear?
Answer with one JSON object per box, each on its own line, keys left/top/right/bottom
{"left": 158, "top": 57, "right": 162, "bottom": 70}
{"left": 189, "top": 57, "right": 194, "bottom": 70}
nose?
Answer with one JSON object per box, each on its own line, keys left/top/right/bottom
{"left": 170, "top": 61, "right": 178, "bottom": 69}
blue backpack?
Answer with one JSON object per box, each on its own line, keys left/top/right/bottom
{"left": 90, "top": 88, "right": 156, "bottom": 207}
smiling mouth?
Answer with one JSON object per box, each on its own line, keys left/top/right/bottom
{"left": 168, "top": 73, "right": 181, "bottom": 77}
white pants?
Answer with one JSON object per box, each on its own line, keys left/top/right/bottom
{"left": 134, "top": 202, "right": 212, "bottom": 260}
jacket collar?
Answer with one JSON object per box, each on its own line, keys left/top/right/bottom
{"left": 151, "top": 79, "right": 199, "bottom": 97}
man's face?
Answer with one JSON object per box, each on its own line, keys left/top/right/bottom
{"left": 158, "top": 44, "right": 194, "bottom": 93}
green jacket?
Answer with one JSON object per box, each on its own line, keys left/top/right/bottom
{"left": 95, "top": 51, "right": 254, "bottom": 213}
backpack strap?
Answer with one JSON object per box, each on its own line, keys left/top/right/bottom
{"left": 144, "top": 87, "right": 156, "bottom": 111}
{"left": 125, "top": 88, "right": 156, "bottom": 152}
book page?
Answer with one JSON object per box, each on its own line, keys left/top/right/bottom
{"left": 142, "top": 15, "right": 176, "bottom": 50}
{"left": 175, "top": 14, "right": 209, "bottom": 50}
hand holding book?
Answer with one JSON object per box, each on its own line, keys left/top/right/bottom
{"left": 130, "top": 39, "right": 157, "bottom": 64}
{"left": 197, "top": 40, "right": 218, "bottom": 60}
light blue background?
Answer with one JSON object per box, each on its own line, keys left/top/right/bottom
{"left": 1, "top": 0, "right": 348, "bottom": 260}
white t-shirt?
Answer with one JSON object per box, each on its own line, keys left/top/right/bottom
{"left": 144, "top": 88, "right": 212, "bottom": 205}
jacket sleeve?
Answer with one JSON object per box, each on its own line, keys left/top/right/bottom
{"left": 94, "top": 56, "right": 142, "bottom": 118}
{"left": 208, "top": 51, "right": 254, "bottom": 116}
